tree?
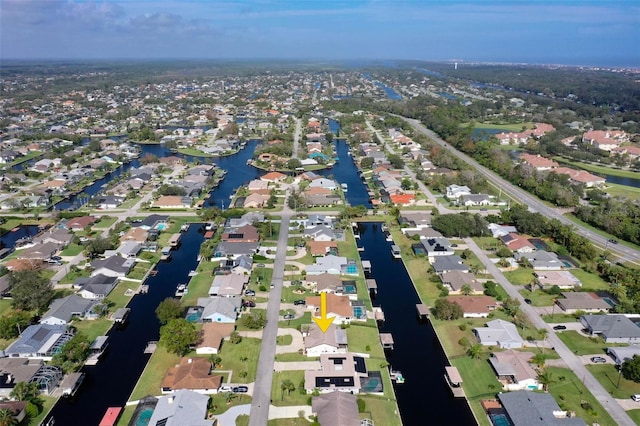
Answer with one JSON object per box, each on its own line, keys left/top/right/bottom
{"left": 0, "top": 311, "right": 32, "bottom": 339}
{"left": 84, "top": 237, "right": 114, "bottom": 258}
{"left": 155, "top": 298, "right": 184, "bottom": 325}
{"left": 159, "top": 319, "right": 198, "bottom": 356}
{"left": 460, "top": 284, "right": 473, "bottom": 296}
{"left": 621, "top": 355, "right": 640, "bottom": 383}
{"left": 360, "top": 157, "right": 374, "bottom": 169}
{"left": 387, "top": 154, "right": 405, "bottom": 169}
{"left": 483, "top": 281, "right": 499, "bottom": 298}
{"left": 9, "top": 381, "right": 40, "bottom": 404}
{"left": 8, "top": 270, "right": 53, "bottom": 312}
{"left": 502, "top": 297, "right": 521, "bottom": 318}
{"left": 537, "top": 369, "right": 555, "bottom": 392}
{"left": 0, "top": 408, "right": 18, "bottom": 426}
{"left": 531, "top": 353, "right": 547, "bottom": 368}
{"left": 230, "top": 331, "right": 242, "bottom": 344}
{"left": 51, "top": 332, "right": 91, "bottom": 373}
{"left": 400, "top": 178, "right": 413, "bottom": 190}
{"left": 432, "top": 298, "right": 464, "bottom": 320}
{"left": 208, "top": 354, "right": 222, "bottom": 370}
{"left": 467, "top": 343, "right": 483, "bottom": 359}
{"left": 280, "top": 379, "right": 295, "bottom": 401}
{"left": 286, "top": 158, "right": 302, "bottom": 170}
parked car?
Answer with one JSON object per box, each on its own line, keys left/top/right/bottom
{"left": 632, "top": 394, "right": 640, "bottom": 402}
{"left": 608, "top": 239, "right": 618, "bottom": 244}
{"left": 243, "top": 301, "right": 256, "bottom": 308}
{"left": 553, "top": 325, "right": 567, "bottom": 331}
{"left": 270, "top": 282, "right": 275, "bottom": 289}
{"left": 283, "top": 313, "right": 295, "bottom": 320}
{"left": 293, "top": 300, "right": 306, "bottom": 306}
{"left": 220, "top": 385, "right": 232, "bottom": 392}
{"left": 233, "top": 386, "right": 249, "bottom": 393}
{"left": 244, "top": 290, "right": 256, "bottom": 296}
{"left": 257, "top": 263, "right": 265, "bottom": 268}
{"left": 524, "top": 298, "right": 532, "bottom": 305}
{"left": 591, "top": 356, "right": 607, "bottom": 363}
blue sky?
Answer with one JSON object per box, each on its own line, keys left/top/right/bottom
{"left": 1, "top": 0, "right": 638, "bottom": 66}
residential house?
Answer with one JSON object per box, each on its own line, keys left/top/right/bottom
{"left": 212, "top": 241, "right": 259, "bottom": 258}
{"left": 446, "top": 184, "right": 471, "bottom": 199}
{"left": 195, "top": 323, "right": 236, "bottom": 355}
{"left": 446, "top": 296, "right": 497, "bottom": 318}
{"left": 555, "top": 292, "right": 611, "bottom": 314}
{"left": 500, "top": 233, "right": 536, "bottom": 253}
{"left": 306, "top": 273, "right": 342, "bottom": 293}
{"left": 96, "top": 195, "right": 124, "bottom": 209}
{"left": 76, "top": 274, "right": 119, "bottom": 299}
{"left": 487, "top": 223, "right": 518, "bottom": 238}
{"left": 40, "top": 295, "right": 97, "bottom": 325}
{"left": 519, "top": 153, "right": 560, "bottom": 171}
{"left": 398, "top": 212, "right": 431, "bottom": 228}
{"left": 120, "top": 227, "right": 148, "bottom": 243}
{"left": 65, "top": 215, "right": 97, "bottom": 230}
{"left": 16, "top": 242, "right": 59, "bottom": 261}
{"left": 580, "top": 314, "right": 640, "bottom": 344}
{"left": 431, "top": 255, "right": 469, "bottom": 274}
{"left": 304, "top": 225, "right": 335, "bottom": 241}
{"left": 553, "top": 167, "right": 606, "bottom": 188}
{"left": 312, "top": 392, "right": 361, "bottom": 426}
{"left": 534, "top": 271, "right": 581, "bottom": 290}
{"left": 308, "top": 241, "right": 338, "bottom": 257}
{"left": 439, "top": 271, "right": 483, "bottom": 294}
{"left": 35, "top": 228, "right": 73, "bottom": 246}
{"left": 390, "top": 194, "right": 416, "bottom": 206}
{"left": 161, "top": 358, "right": 222, "bottom": 394}
{"left": 197, "top": 297, "right": 241, "bottom": 323}
{"left": 458, "top": 194, "right": 492, "bottom": 207}
{"left": 304, "top": 323, "right": 348, "bottom": 357}
{"left": 115, "top": 241, "right": 142, "bottom": 259}
{"left": 231, "top": 255, "right": 253, "bottom": 275}
{"left": 305, "top": 194, "right": 342, "bottom": 207}
{"left": 243, "top": 193, "right": 268, "bottom": 208}
{"left": 606, "top": 345, "right": 640, "bottom": 365}
{"left": 0, "top": 401, "right": 27, "bottom": 423}
{"left": 0, "top": 358, "right": 58, "bottom": 398}
{"left": 489, "top": 350, "right": 543, "bottom": 391}
{"left": 516, "top": 251, "right": 563, "bottom": 270}
{"left": 136, "top": 214, "right": 170, "bottom": 230}
{"left": 4, "top": 324, "right": 74, "bottom": 360}
{"left": 582, "top": 130, "right": 628, "bottom": 151}
{"left": 260, "top": 171, "right": 286, "bottom": 183}
{"left": 208, "top": 274, "right": 249, "bottom": 297}
{"left": 473, "top": 319, "right": 524, "bottom": 349}
{"left": 90, "top": 256, "right": 135, "bottom": 278}
{"left": 152, "top": 195, "right": 191, "bottom": 209}
{"left": 497, "top": 391, "right": 587, "bottom": 426}
{"left": 306, "top": 293, "right": 354, "bottom": 324}
{"left": 221, "top": 225, "right": 259, "bottom": 242}
{"left": 306, "top": 255, "right": 348, "bottom": 276}
{"left": 247, "top": 179, "right": 269, "bottom": 192}
{"left": 147, "top": 390, "right": 213, "bottom": 426}
{"left": 309, "top": 178, "right": 338, "bottom": 190}
{"left": 304, "top": 353, "right": 368, "bottom": 394}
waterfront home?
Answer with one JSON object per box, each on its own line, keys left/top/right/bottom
{"left": 306, "top": 293, "right": 354, "bottom": 325}
{"left": 76, "top": 274, "right": 119, "bottom": 299}
{"left": 497, "top": 391, "right": 587, "bottom": 426}
{"left": 35, "top": 228, "right": 73, "bottom": 246}
{"left": 226, "top": 212, "right": 264, "bottom": 228}
{"left": 195, "top": 323, "right": 236, "bottom": 355}
{"left": 473, "top": 319, "right": 524, "bottom": 349}
{"left": 312, "top": 392, "right": 361, "bottom": 426}
{"left": 398, "top": 212, "right": 432, "bottom": 228}
{"left": 114, "top": 241, "right": 142, "bottom": 259}
{"left": 304, "top": 225, "right": 335, "bottom": 241}
{"left": 119, "top": 227, "right": 148, "bottom": 244}
{"left": 304, "top": 323, "right": 348, "bottom": 357}
{"left": 208, "top": 274, "right": 249, "bottom": 297}
{"left": 439, "top": 271, "right": 483, "bottom": 294}
{"left": 306, "top": 255, "right": 348, "bottom": 276}
{"left": 90, "top": 256, "right": 135, "bottom": 278}
{"left": 260, "top": 171, "right": 286, "bottom": 183}
{"left": 96, "top": 195, "right": 124, "bottom": 210}
{"left": 65, "top": 215, "right": 97, "bottom": 230}
{"left": 555, "top": 292, "right": 611, "bottom": 313}
{"left": 243, "top": 193, "right": 268, "bottom": 208}
{"left": 308, "top": 241, "right": 338, "bottom": 257}
{"left": 304, "top": 353, "right": 368, "bottom": 394}
{"left": 16, "top": 242, "right": 59, "bottom": 261}
{"left": 197, "top": 297, "right": 241, "bottom": 323}
{"left": 431, "top": 255, "right": 469, "bottom": 274}
{"left": 390, "top": 194, "right": 416, "bottom": 206}
{"left": 305, "top": 273, "right": 342, "bottom": 293}
{"left": 306, "top": 214, "right": 335, "bottom": 228}
{"left": 515, "top": 251, "right": 563, "bottom": 270}
{"left": 135, "top": 214, "right": 169, "bottom": 230}
{"left": 446, "top": 296, "right": 497, "bottom": 318}
{"left": 582, "top": 129, "right": 628, "bottom": 151}
{"left": 148, "top": 390, "right": 213, "bottom": 426}
{"left": 0, "top": 358, "right": 62, "bottom": 397}
{"left": 305, "top": 194, "right": 342, "bottom": 207}
{"left": 152, "top": 195, "right": 192, "bottom": 209}
{"left": 309, "top": 178, "right": 338, "bottom": 190}
{"left": 519, "top": 153, "right": 560, "bottom": 171}
{"left": 41, "top": 294, "right": 97, "bottom": 325}
{"left": 500, "top": 233, "right": 536, "bottom": 253}
{"left": 421, "top": 237, "right": 454, "bottom": 261}
{"left": 221, "top": 224, "right": 260, "bottom": 243}
{"left": 161, "top": 358, "right": 222, "bottom": 395}
{"left": 212, "top": 241, "right": 259, "bottom": 258}
{"left": 489, "top": 350, "right": 543, "bottom": 391}
{"left": 553, "top": 167, "right": 606, "bottom": 188}
{"left": 0, "top": 401, "right": 27, "bottom": 423}
{"left": 534, "top": 271, "right": 581, "bottom": 290}
{"left": 5, "top": 324, "right": 74, "bottom": 360}
{"left": 606, "top": 345, "right": 640, "bottom": 365}
{"left": 580, "top": 314, "right": 640, "bottom": 344}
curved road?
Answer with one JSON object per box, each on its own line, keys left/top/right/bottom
{"left": 401, "top": 117, "right": 640, "bottom": 266}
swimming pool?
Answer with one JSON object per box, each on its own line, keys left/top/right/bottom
{"left": 134, "top": 407, "right": 153, "bottom": 426}
{"left": 156, "top": 223, "right": 167, "bottom": 231}
{"left": 352, "top": 306, "right": 366, "bottom": 318}
{"left": 489, "top": 413, "right": 511, "bottom": 426}
{"left": 343, "top": 284, "right": 357, "bottom": 294}
{"left": 185, "top": 307, "right": 203, "bottom": 322}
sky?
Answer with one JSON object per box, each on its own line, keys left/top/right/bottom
{"left": 1, "top": 0, "right": 638, "bottom": 66}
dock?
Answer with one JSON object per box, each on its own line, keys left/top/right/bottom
{"left": 60, "top": 372, "right": 85, "bottom": 397}
{"left": 366, "top": 279, "right": 377, "bottom": 296}
{"left": 86, "top": 336, "right": 109, "bottom": 365}
{"left": 113, "top": 307, "right": 130, "bottom": 324}
{"left": 160, "top": 246, "right": 172, "bottom": 261}
{"left": 416, "top": 304, "right": 429, "bottom": 320}
{"left": 373, "top": 306, "right": 385, "bottom": 322}
{"left": 168, "top": 233, "right": 182, "bottom": 247}
{"left": 390, "top": 369, "right": 405, "bottom": 384}
{"left": 137, "top": 285, "right": 149, "bottom": 294}
{"left": 361, "top": 260, "right": 372, "bottom": 274}
{"left": 445, "top": 366, "right": 465, "bottom": 397}
{"left": 391, "top": 244, "right": 401, "bottom": 258}
{"left": 144, "top": 341, "right": 158, "bottom": 354}
{"left": 379, "top": 333, "right": 394, "bottom": 350}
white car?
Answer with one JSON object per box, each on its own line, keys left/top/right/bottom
{"left": 220, "top": 385, "right": 232, "bottom": 392}
{"left": 632, "top": 394, "right": 640, "bottom": 402}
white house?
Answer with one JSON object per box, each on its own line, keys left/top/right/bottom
{"left": 304, "top": 323, "right": 348, "bottom": 357}
{"left": 473, "top": 319, "right": 524, "bottom": 349}
{"left": 446, "top": 184, "right": 471, "bottom": 199}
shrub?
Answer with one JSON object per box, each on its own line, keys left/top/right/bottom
{"left": 458, "top": 324, "right": 467, "bottom": 331}
{"left": 357, "top": 398, "right": 366, "bottom": 413}
{"left": 259, "top": 285, "right": 267, "bottom": 292}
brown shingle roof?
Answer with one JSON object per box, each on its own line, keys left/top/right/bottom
{"left": 161, "top": 357, "right": 222, "bottom": 391}
{"left": 197, "top": 323, "right": 235, "bottom": 351}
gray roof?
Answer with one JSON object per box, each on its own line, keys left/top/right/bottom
{"left": 498, "top": 391, "right": 587, "bottom": 426}
{"left": 76, "top": 274, "right": 118, "bottom": 297}
{"left": 147, "top": 390, "right": 213, "bottom": 426}
{"left": 581, "top": 315, "right": 640, "bottom": 339}
{"left": 42, "top": 295, "right": 95, "bottom": 323}
{"left": 5, "top": 324, "right": 72, "bottom": 356}
{"left": 198, "top": 297, "right": 241, "bottom": 321}
{"left": 213, "top": 241, "right": 259, "bottom": 257}
{"left": 431, "top": 255, "right": 468, "bottom": 273}
{"left": 233, "top": 255, "right": 253, "bottom": 271}
{"left": 91, "top": 256, "right": 134, "bottom": 274}
{"left": 312, "top": 391, "right": 360, "bottom": 426}
{"left": 138, "top": 214, "right": 170, "bottom": 229}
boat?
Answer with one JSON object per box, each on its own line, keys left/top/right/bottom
{"left": 180, "top": 223, "right": 190, "bottom": 232}
{"left": 390, "top": 369, "right": 405, "bottom": 384}
{"left": 341, "top": 183, "right": 348, "bottom": 192}
{"left": 86, "top": 336, "right": 109, "bottom": 365}
{"left": 391, "top": 244, "right": 401, "bottom": 259}
{"left": 188, "top": 270, "right": 198, "bottom": 276}
{"left": 175, "top": 283, "right": 188, "bottom": 297}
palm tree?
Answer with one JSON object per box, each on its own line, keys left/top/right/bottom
{"left": 10, "top": 381, "right": 39, "bottom": 403}
{"left": 225, "top": 391, "right": 236, "bottom": 405}
{"left": 538, "top": 328, "right": 549, "bottom": 354}
{"left": 460, "top": 284, "right": 473, "bottom": 296}
{"left": 0, "top": 408, "right": 18, "bottom": 426}
{"left": 280, "top": 379, "right": 295, "bottom": 401}
{"left": 531, "top": 353, "right": 546, "bottom": 368}
{"left": 537, "top": 369, "right": 555, "bottom": 392}
{"left": 467, "top": 343, "right": 483, "bottom": 360}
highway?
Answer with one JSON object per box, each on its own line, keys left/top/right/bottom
{"left": 401, "top": 117, "right": 640, "bottom": 266}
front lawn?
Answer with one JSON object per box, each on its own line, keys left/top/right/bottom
{"left": 556, "top": 330, "right": 607, "bottom": 356}
{"left": 270, "top": 370, "right": 308, "bottom": 407}
{"left": 570, "top": 268, "right": 610, "bottom": 291}
{"left": 586, "top": 364, "right": 640, "bottom": 399}
{"left": 60, "top": 243, "right": 85, "bottom": 256}
{"left": 503, "top": 268, "right": 535, "bottom": 286}
{"left": 518, "top": 288, "right": 556, "bottom": 307}
{"left": 218, "top": 337, "right": 261, "bottom": 383}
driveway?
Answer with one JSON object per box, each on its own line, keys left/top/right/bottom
{"left": 275, "top": 328, "right": 304, "bottom": 354}
{"left": 213, "top": 404, "right": 251, "bottom": 426}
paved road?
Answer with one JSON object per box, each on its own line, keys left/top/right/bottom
{"left": 249, "top": 197, "right": 293, "bottom": 426}
{"left": 402, "top": 117, "right": 640, "bottom": 266}
{"left": 465, "top": 237, "right": 635, "bottom": 426}
{"left": 292, "top": 118, "right": 302, "bottom": 159}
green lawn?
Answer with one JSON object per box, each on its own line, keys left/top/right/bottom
{"left": 278, "top": 311, "right": 311, "bottom": 329}
{"left": 275, "top": 352, "right": 313, "bottom": 362}
{"left": 218, "top": 337, "right": 261, "bottom": 382}
{"left": 72, "top": 317, "right": 113, "bottom": 342}
{"left": 104, "top": 279, "right": 141, "bottom": 310}
{"left": 345, "top": 321, "right": 385, "bottom": 358}
{"left": 570, "top": 269, "right": 610, "bottom": 291}
{"left": 503, "top": 268, "right": 535, "bottom": 286}
{"left": 547, "top": 367, "right": 617, "bottom": 426}
{"left": 129, "top": 346, "right": 181, "bottom": 400}
{"left": 556, "top": 330, "right": 608, "bottom": 356}
{"left": 605, "top": 183, "right": 640, "bottom": 202}
{"left": 586, "top": 364, "right": 640, "bottom": 398}
{"left": 60, "top": 243, "right": 85, "bottom": 256}
{"left": 463, "top": 122, "right": 534, "bottom": 132}
{"left": 628, "top": 409, "right": 640, "bottom": 425}
{"left": 94, "top": 216, "right": 119, "bottom": 228}
{"left": 358, "top": 394, "right": 402, "bottom": 426}
{"left": 519, "top": 288, "right": 556, "bottom": 307}
{"left": 116, "top": 405, "right": 135, "bottom": 426}
{"left": 28, "top": 395, "right": 57, "bottom": 426}
{"left": 182, "top": 272, "right": 214, "bottom": 306}
{"left": 277, "top": 335, "right": 293, "bottom": 345}
{"left": 554, "top": 157, "right": 640, "bottom": 179}
{"left": 450, "top": 355, "right": 501, "bottom": 403}
{"left": 270, "top": 370, "right": 308, "bottom": 406}
{"left": 267, "top": 418, "right": 310, "bottom": 426}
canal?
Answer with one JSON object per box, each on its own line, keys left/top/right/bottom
{"left": 357, "top": 222, "right": 476, "bottom": 425}
{"left": 45, "top": 224, "right": 205, "bottom": 425}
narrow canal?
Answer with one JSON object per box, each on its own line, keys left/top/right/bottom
{"left": 357, "top": 222, "right": 476, "bottom": 425}
{"left": 45, "top": 225, "right": 205, "bottom": 426}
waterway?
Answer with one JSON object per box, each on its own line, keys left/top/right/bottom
{"left": 357, "top": 223, "right": 476, "bottom": 426}
{"left": 44, "top": 225, "right": 205, "bottom": 425}
{"left": 0, "top": 225, "right": 40, "bottom": 250}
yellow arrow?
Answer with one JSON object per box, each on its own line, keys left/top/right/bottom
{"left": 312, "top": 292, "right": 335, "bottom": 333}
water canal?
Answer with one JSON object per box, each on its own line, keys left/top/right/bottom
{"left": 357, "top": 222, "right": 476, "bottom": 425}
{"left": 44, "top": 225, "right": 205, "bottom": 426}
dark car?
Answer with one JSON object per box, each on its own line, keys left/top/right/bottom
{"left": 553, "top": 325, "right": 567, "bottom": 331}
{"left": 233, "top": 386, "right": 249, "bottom": 393}
{"left": 608, "top": 239, "right": 618, "bottom": 244}
{"left": 591, "top": 356, "right": 607, "bottom": 363}
{"left": 293, "top": 300, "right": 306, "bottom": 306}
{"left": 283, "top": 313, "right": 295, "bottom": 320}
{"left": 524, "top": 298, "right": 532, "bottom": 305}
{"left": 244, "top": 290, "right": 256, "bottom": 296}
{"left": 242, "top": 300, "right": 255, "bottom": 308}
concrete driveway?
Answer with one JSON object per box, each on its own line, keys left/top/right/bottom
{"left": 275, "top": 328, "right": 304, "bottom": 354}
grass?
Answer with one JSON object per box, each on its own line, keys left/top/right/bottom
{"left": 72, "top": 317, "right": 113, "bottom": 342}
{"left": 129, "top": 346, "right": 181, "bottom": 400}
{"left": 554, "top": 156, "right": 640, "bottom": 179}
{"left": 628, "top": 410, "right": 640, "bottom": 425}
{"left": 267, "top": 418, "right": 310, "bottom": 426}
{"left": 60, "top": 243, "right": 85, "bottom": 256}
{"left": 345, "top": 321, "right": 385, "bottom": 358}
{"left": 570, "top": 268, "right": 610, "bottom": 291}
{"left": 270, "top": 370, "right": 308, "bottom": 406}
{"left": 277, "top": 334, "right": 293, "bottom": 345}
{"left": 218, "top": 337, "right": 261, "bottom": 382}
{"left": 116, "top": 405, "right": 135, "bottom": 426}
{"left": 450, "top": 355, "right": 500, "bottom": 426}
{"left": 181, "top": 272, "right": 213, "bottom": 306}
{"left": 104, "top": 279, "right": 141, "bottom": 310}
{"left": 556, "top": 330, "right": 608, "bottom": 356}
{"left": 28, "top": 395, "right": 57, "bottom": 426}
{"left": 503, "top": 268, "right": 535, "bottom": 286}
{"left": 275, "top": 352, "right": 312, "bottom": 362}
{"left": 358, "top": 394, "right": 402, "bottom": 426}
{"left": 94, "top": 216, "right": 118, "bottom": 228}
{"left": 547, "top": 366, "right": 617, "bottom": 426}
{"left": 586, "top": 364, "right": 640, "bottom": 399}
{"left": 278, "top": 311, "right": 311, "bottom": 329}
{"left": 518, "top": 288, "right": 556, "bottom": 307}
{"left": 463, "top": 122, "right": 534, "bottom": 132}
{"left": 605, "top": 183, "right": 640, "bottom": 202}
